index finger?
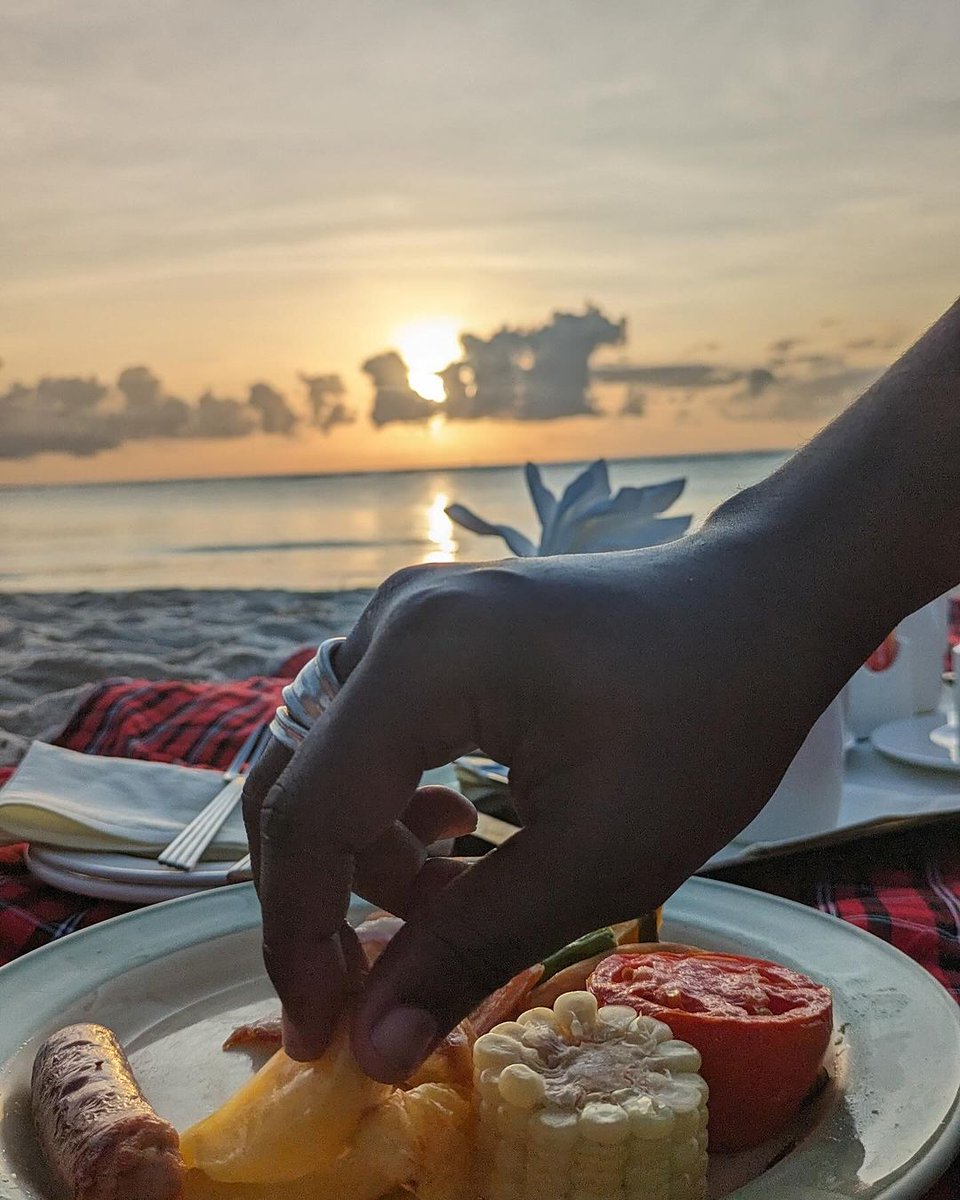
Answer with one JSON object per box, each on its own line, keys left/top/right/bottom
{"left": 257, "top": 637, "right": 472, "bottom": 1060}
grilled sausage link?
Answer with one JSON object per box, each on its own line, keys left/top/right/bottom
{"left": 32, "top": 1024, "right": 185, "bottom": 1200}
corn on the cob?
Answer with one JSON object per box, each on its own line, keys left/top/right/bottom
{"left": 472, "top": 990, "right": 708, "bottom": 1200}
{"left": 403, "top": 1081, "right": 476, "bottom": 1200}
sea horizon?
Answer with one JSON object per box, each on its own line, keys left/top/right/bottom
{"left": 0, "top": 445, "right": 790, "bottom": 495}
{"left": 0, "top": 450, "right": 790, "bottom": 593}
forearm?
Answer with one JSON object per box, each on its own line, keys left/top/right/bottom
{"left": 707, "top": 298, "right": 960, "bottom": 657}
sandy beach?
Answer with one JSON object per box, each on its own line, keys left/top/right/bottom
{"left": 0, "top": 589, "right": 373, "bottom": 766}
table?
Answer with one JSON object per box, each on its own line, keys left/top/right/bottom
{"left": 2, "top": 662, "right": 959, "bottom": 1196}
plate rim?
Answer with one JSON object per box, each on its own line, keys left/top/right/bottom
{"left": 22, "top": 849, "right": 226, "bottom": 904}
{"left": 872, "top": 712, "right": 960, "bottom": 773}
{"left": 26, "top": 844, "right": 231, "bottom": 885}
{"left": 2, "top": 878, "right": 959, "bottom": 1199}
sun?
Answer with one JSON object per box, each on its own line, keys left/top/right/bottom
{"left": 393, "top": 317, "right": 462, "bottom": 403}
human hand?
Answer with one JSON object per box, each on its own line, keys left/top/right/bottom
{"left": 242, "top": 523, "right": 873, "bottom": 1083}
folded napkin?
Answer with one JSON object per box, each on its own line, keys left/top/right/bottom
{"left": 0, "top": 741, "right": 249, "bottom": 857}
{"left": 0, "top": 741, "right": 461, "bottom": 858}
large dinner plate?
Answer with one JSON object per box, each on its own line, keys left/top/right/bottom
{"left": 0, "top": 878, "right": 959, "bottom": 1198}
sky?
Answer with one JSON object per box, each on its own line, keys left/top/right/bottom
{"left": 2, "top": 0, "right": 959, "bottom": 485}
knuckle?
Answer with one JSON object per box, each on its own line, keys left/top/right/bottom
{"left": 241, "top": 740, "right": 290, "bottom": 834}
{"left": 387, "top": 576, "right": 484, "bottom": 644}
{"left": 468, "top": 564, "right": 535, "bottom": 611}
{"left": 259, "top": 777, "right": 362, "bottom": 862}
{"left": 240, "top": 782, "right": 260, "bottom": 843}
{"left": 259, "top": 780, "right": 296, "bottom": 847}
{"left": 382, "top": 563, "right": 433, "bottom": 595}
{"left": 346, "top": 564, "right": 465, "bottom": 674}
{"left": 260, "top": 938, "right": 294, "bottom": 999}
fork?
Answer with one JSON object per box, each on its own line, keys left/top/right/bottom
{"left": 226, "top": 851, "right": 252, "bottom": 883}
{"left": 158, "top": 722, "right": 271, "bottom": 871}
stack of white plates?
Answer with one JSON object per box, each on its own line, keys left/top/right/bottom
{"left": 25, "top": 846, "right": 237, "bottom": 904}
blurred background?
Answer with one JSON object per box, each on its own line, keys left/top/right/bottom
{"left": 2, "top": 1, "right": 959, "bottom": 589}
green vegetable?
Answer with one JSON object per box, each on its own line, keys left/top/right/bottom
{"left": 540, "top": 913, "right": 660, "bottom": 983}
{"left": 539, "top": 927, "right": 618, "bottom": 983}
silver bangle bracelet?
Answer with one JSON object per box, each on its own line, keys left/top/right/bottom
{"left": 269, "top": 636, "right": 346, "bottom": 750}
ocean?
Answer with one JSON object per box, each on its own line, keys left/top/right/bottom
{"left": 0, "top": 451, "right": 788, "bottom": 593}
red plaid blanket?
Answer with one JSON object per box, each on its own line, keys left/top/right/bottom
{"left": 0, "top": 646, "right": 313, "bottom": 964}
{"left": 1, "top": 649, "right": 958, "bottom": 1196}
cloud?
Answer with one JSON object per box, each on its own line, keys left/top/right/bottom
{"left": 448, "top": 327, "right": 529, "bottom": 419}
{"left": 0, "top": 366, "right": 306, "bottom": 459}
{"left": 248, "top": 382, "right": 298, "bottom": 434}
{"left": 594, "top": 363, "right": 742, "bottom": 389}
{"left": 786, "top": 353, "right": 846, "bottom": 371}
{"left": 745, "top": 368, "right": 777, "bottom": 397}
{"left": 769, "top": 337, "right": 805, "bottom": 355}
{"left": 35, "top": 376, "right": 107, "bottom": 412}
{"left": 368, "top": 305, "right": 626, "bottom": 424}
{"left": 0, "top": 306, "right": 896, "bottom": 460}
{"left": 0, "top": 375, "right": 119, "bottom": 459}
{"left": 300, "top": 373, "right": 355, "bottom": 432}
{"left": 0, "top": 380, "right": 121, "bottom": 458}
{"left": 846, "top": 334, "right": 904, "bottom": 352}
{"left": 521, "top": 307, "right": 625, "bottom": 419}
{"left": 116, "top": 366, "right": 191, "bottom": 438}
{"left": 190, "top": 390, "right": 258, "bottom": 438}
{"left": 363, "top": 352, "right": 437, "bottom": 427}
{"left": 722, "top": 365, "right": 881, "bottom": 421}
{"left": 590, "top": 340, "right": 880, "bottom": 425}
{"left": 620, "top": 388, "right": 647, "bottom": 417}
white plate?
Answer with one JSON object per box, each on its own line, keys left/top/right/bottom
{"left": 929, "top": 719, "right": 959, "bottom": 751}
{"left": 24, "top": 846, "right": 232, "bottom": 904}
{"left": 872, "top": 713, "right": 960, "bottom": 772}
{"left": 21, "top": 763, "right": 462, "bottom": 905}
{"left": 24, "top": 849, "right": 232, "bottom": 902}
{"left": 0, "top": 879, "right": 959, "bottom": 1199}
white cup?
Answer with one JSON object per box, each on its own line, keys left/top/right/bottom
{"left": 737, "top": 694, "right": 845, "bottom": 843}
{"left": 898, "top": 593, "right": 949, "bottom": 713}
{"left": 842, "top": 635, "right": 916, "bottom": 740}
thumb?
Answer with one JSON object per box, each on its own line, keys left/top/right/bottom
{"left": 351, "top": 807, "right": 665, "bottom": 1082}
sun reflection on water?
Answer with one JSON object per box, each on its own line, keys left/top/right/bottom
{"left": 423, "top": 491, "right": 458, "bottom": 564}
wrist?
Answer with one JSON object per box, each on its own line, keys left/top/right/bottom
{"left": 706, "top": 299, "right": 960, "bottom": 643}
{"left": 700, "top": 491, "right": 902, "bottom": 688}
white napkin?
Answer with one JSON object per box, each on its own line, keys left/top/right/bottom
{"left": 0, "top": 741, "right": 462, "bottom": 858}
{"left": 0, "top": 741, "right": 249, "bottom": 856}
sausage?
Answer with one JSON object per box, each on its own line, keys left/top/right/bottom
{"left": 31, "top": 1023, "right": 185, "bottom": 1200}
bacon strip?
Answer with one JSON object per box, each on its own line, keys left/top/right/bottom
{"left": 467, "top": 964, "right": 544, "bottom": 1036}
{"left": 221, "top": 1017, "right": 282, "bottom": 1052}
{"left": 32, "top": 1023, "right": 184, "bottom": 1200}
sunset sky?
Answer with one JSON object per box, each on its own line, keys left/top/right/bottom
{"left": 2, "top": 1, "right": 959, "bottom": 485}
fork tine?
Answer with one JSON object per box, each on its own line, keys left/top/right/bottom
{"left": 224, "top": 720, "right": 266, "bottom": 776}
{"left": 247, "top": 723, "right": 272, "bottom": 768}
{"left": 158, "top": 780, "right": 245, "bottom": 869}
{"left": 158, "top": 721, "right": 270, "bottom": 871}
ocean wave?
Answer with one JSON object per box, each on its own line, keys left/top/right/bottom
{"left": 173, "top": 537, "right": 431, "bottom": 555}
